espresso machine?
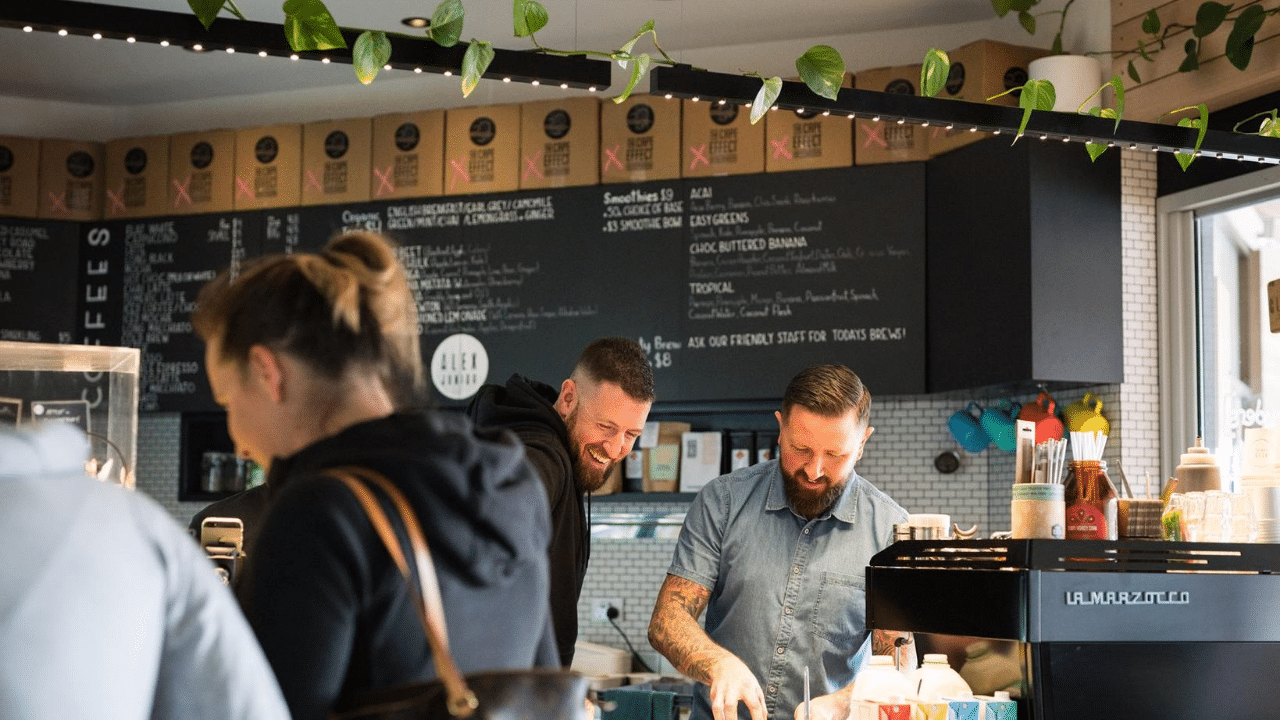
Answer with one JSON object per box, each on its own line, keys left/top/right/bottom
{"left": 867, "top": 539, "right": 1280, "bottom": 719}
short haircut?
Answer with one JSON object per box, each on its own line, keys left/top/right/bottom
{"left": 572, "top": 337, "right": 655, "bottom": 403}
{"left": 781, "top": 364, "right": 870, "bottom": 426}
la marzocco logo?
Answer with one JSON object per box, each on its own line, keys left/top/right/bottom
{"left": 469, "top": 117, "right": 496, "bottom": 146}
{"left": 394, "top": 122, "right": 421, "bottom": 152}
{"left": 709, "top": 103, "right": 739, "bottom": 126}
{"left": 67, "top": 151, "right": 96, "bottom": 178}
{"left": 255, "top": 136, "right": 279, "bottom": 164}
{"left": 1065, "top": 590, "right": 1190, "bottom": 606}
{"left": 626, "top": 104, "right": 655, "bottom": 134}
{"left": 190, "top": 141, "right": 214, "bottom": 169}
{"left": 324, "top": 131, "right": 350, "bottom": 159}
{"left": 544, "top": 110, "right": 571, "bottom": 139}
{"left": 124, "top": 147, "right": 148, "bottom": 175}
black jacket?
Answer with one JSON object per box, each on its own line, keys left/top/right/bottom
{"left": 467, "top": 374, "right": 587, "bottom": 668}
{"left": 209, "top": 411, "right": 558, "bottom": 720}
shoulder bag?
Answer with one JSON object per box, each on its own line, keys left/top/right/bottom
{"left": 323, "top": 466, "right": 591, "bottom": 720}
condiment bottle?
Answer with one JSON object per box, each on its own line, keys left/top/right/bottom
{"left": 1064, "top": 459, "right": 1118, "bottom": 540}
{"left": 1174, "top": 437, "right": 1222, "bottom": 492}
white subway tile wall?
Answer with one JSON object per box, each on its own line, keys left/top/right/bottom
{"left": 135, "top": 151, "right": 1161, "bottom": 667}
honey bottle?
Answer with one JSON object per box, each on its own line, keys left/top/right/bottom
{"left": 1064, "top": 460, "right": 1118, "bottom": 540}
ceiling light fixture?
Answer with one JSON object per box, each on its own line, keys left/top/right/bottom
{"left": 649, "top": 64, "right": 1280, "bottom": 165}
{"left": 0, "top": 0, "right": 611, "bottom": 91}
{"left": 401, "top": 17, "right": 430, "bottom": 29}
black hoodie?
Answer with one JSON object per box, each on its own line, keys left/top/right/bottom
{"left": 466, "top": 374, "right": 587, "bottom": 668}
{"left": 216, "top": 411, "right": 558, "bottom": 720}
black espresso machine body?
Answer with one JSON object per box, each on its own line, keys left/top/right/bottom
{"left": 867, "top": 539, "right": 1280, "bottom": 719}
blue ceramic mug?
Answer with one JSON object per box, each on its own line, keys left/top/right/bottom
{"left": 981, "top": 399, "right": 1022, "bottom": 453}
{"left": 948, "top": 402, "right": 991, "bottom": 453}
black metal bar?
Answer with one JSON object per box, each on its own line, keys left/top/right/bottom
{"left": 651, "top": 64, "right": 1280, "bottom": 165}
{"left": 0, "top": 0, "right": 612, "bottom": 89}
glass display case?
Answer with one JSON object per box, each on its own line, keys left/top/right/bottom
{"left": 0, "top": 341, "right": 139, "bottom": 488}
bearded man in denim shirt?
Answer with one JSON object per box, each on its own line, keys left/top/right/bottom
{"left": 649, "top": 364, "right": 914, "bottom": 720}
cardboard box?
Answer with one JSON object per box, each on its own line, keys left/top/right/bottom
{"left": 600, "top": 94, "right": 681, "bottom": 184}
{"left": 443, "top": 103, "right": 521, "bottom": 196}
{"left": 0, "top": 136, "right": 40, "bottom": 219}
{"left": 301, "top": 118, "right": 372, "bottom": 206}
{"left": 38, "top": 139, "right": 103, "bottom": 220}
{"left": 234, "top": 124, "right": 301, "bottom": 210}
{"left": 852, "top": 699, "right": 912, "bottom": 720}
{"left": 104, "top": 135, "right": 169, "bottom": 218}
{"left": 929, "top": 39, "right": 1050, "bottom": 157}
{"left": 640, "top": 421, "right": 691, "bottom": 492}
{"left": 519, "top": 97, "right": 599, "bottom": 189}
{"left": 681, "top": 99, "right": 765, "bottom": 177}
{"left": 679, "top": 431, "right": 723, "bottom": 492}
{"left": 765, "top": 72, "right": 854, "bottom": 172}
{"left": 370, "top": 110, "right": 444, "bottom": 200}
{"left": 854, "top": 65, "right": 929, "bottom": 165}
{"left": 168, "top": 130, "right": 235, "bottom": 215}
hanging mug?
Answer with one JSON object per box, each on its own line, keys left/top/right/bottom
{"left": 1063, "top": 392, "right": 1110, "bottom": 435}
{"left": 948, "top": 402, "right": 991, "bottom": 453}
{"left": 1017, "top": 392, "right": 1064, "bottom": 444}
{"left": 981, "top": 399, "right": 1022, "bottom": 452}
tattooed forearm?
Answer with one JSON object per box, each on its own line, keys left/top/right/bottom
{"left": 871, "top": 629, "right": 915, "bottom": 669}
{"left": 648, "top": 574, "right": 728, "bottom": 684}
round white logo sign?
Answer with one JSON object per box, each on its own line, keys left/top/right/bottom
{"left": 430, "top": 333, "right": 489, "bottom": 400}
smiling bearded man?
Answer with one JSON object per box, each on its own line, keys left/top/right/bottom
{"left": 467, "top": 337, "right": 654, "bottom": 667}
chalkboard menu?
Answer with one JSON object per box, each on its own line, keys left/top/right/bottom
{"left": 0, "top": 218, "right": 80, "bottom": 344}
{"left": 17, "top": 165, "right": 926, "bottom": 412}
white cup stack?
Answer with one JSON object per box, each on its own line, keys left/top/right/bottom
{"left": 1240, "top": 428, "right": 1280, "bottom": 542}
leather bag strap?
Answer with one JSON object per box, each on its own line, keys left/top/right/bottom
{"left": 324, "top": 467, "right": 480, "bottom": 718}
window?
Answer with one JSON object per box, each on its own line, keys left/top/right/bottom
{"left": 1159, "top": 165, "right": 1280, "bottom": 488}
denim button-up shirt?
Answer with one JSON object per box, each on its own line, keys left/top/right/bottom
{"left": 668, "top": 459, "right": 907, "bottom": 720}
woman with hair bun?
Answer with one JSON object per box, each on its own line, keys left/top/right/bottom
{"left": 191, "top": 231, "right": 558, "bottom": 720}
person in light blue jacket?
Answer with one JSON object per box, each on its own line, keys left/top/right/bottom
{"left": 0, "top": 421, "right": 289, "bottom": 720}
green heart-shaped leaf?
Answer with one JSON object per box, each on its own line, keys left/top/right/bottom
{"left": 991, "top": 0, "right": 1013, "bottom": 18}
{"left": 1142, "top": 8, "right": 1161, "bottom": 34}
{"left": 513, "top": 0, "right": 549, "bottom": 38}
{"left": 1018, "top": 10, "right": 1036, "bottom": 34}
{"left": 283, "top": 0, "right": 347, "bottom": 51}
{"left": 1193, "top": 1, "right": 1229, "bottom": 37}
{"left": 921, "top": 49, "right": 950, "bottom": 98}
{"left": 429, "top": 0, "right": 465, "bottom": 47}
{"left": 1178, "top": 38, "right": 1199, "bottom": 72}
{"left": 795, "top": 45, "right": 845, "bottom": 101}
{"left": 1127, "top": 60, "right": 1141, "bottom": 83}
{"left": 1015, "top": 79, "right": 1055, "bottom": 140}
{"left": 1086, "top": 142, "right": 1109, "bottom": 161}
{"left": 188, "top": 0, "right": 223, "bottom": 29}
{"left": 614, "top": 52, "right": 650, "bottom": 104}
{"left": 1226, "top": 4, "right": 1265, "bottom": 70}
{"left": 460, "top": 39, "right": 494, "bottom": 97}
{"left": 751, "top": 76, "right": 782, "bottom": 125}
{"left": 353, "top": 30, "right": 391, "bottom": 85}
{"left": 616, "top": 20, "right": 655, "bottom": 69}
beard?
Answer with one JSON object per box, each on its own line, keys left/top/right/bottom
{"left": 565, "top": 407, "right": 616, "bottom": 493}
{"left": 782, "top": 464, "right": 848, "bottom": 519}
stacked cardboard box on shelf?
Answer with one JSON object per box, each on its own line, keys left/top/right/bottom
{"left": 39, "top": 139, "right": 104, "bottom": 221}
{"left": 765, "top": 72, "right": 855, "bottom": 172}
{"left": 519, "top": 97, "right": 600, "bottom": 189}
{"left": 301, "top": 118, "right": 372, "bottom": 206}
{"left": 600, "top": 94, "right": 682, "bottom": 184}
{"left": 929, "top": 39, "right": 1050, "bottom": 157}
{"left": 0, "top": 136, "right": 40, "bottom": 219}
{"left": 443, "top": 103, "right": 521, "bottom": 196}
{"left": 853, "top": 65, "right": 929, "bottom": 165}
{"left": 233, "top": 124, "right": 301, "bottom": 211}
{"left": 104, "top": 136, "right": 169, "bottom": 218}
{"left": 370, "top": 111, "right": 445, "bottom": 199}
{"left": 168, "top": 130, "right": 235, "bottom": 215}
{"left": 681, "top": 99, "right": 765, "bottom": 177}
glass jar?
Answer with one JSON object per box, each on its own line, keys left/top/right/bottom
{"left": 1064, "top": 459, "right": 1118, "bottom": 540}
